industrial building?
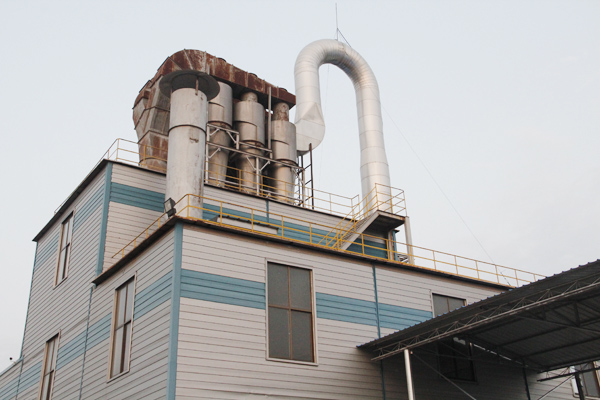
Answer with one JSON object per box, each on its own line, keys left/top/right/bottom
{"left": 1, "top": 39, "right": 598, "bottom": 399}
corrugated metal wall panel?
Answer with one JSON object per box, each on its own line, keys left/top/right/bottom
{"left": 80, "top": 231, "right": 173, "bottom": 400}
{"left": 18, "top": 167, "right": 107, "bottom": 400}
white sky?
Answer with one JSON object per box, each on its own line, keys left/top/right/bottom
{"left": 1, "top": 0, "right": 598, "bottom": 371}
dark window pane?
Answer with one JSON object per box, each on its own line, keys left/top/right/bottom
{"left": 291, "top": 311, "right": 313, "bottom": 362}
{"left": 112, "top": 327, "right": 124, "bottom": 376}
{"left": 437, "top": 342, "right": 456, "bottom": 377}
{"left": 268, "top": 307, "right": 290, "bottom": 359}
{"left": 290, "top": 268, "right": 311, "bottom": 311}
{"left": 123, "top": 322, "right": 131, "bottom": 371}
{"left": 45, "top": 340, "right": 55, "bottom": 371}
{"left": 447, "top": 297, "right": 465, "bottom": 313}
{"left": 268, "top": 264, "right": 289, "bottom": 307}
{"left": 581, "top": 366, "right": 600, "bottom": 396}
{"left": 432, "top": 294, "right": 449, "bottom": 316}
{"left": 41, "top": 374, "right": 50, "bottom": 400}
{"left": 125, "top": 282, "right": 135, "bottom": 322}
{"left": 58, "top": 250, "right": 67, "bottom": 280}
{"left": 118, "top": 287, "right": 128, "bottom": 325}
{"left": 433, "top": 294, "right": 464, "bottom": 316}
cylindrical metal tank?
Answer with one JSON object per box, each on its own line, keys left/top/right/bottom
{"left": 270, "top": 102, "right": 297, "bottom": 203}
{"left": 160, "top": 70, "right": 219, "bottom": 219}
{"left": 207, "top": 82, "right": 233, "bottom": 187}
{"left": 233, "top": 92, "right": 266, "bottom": 193}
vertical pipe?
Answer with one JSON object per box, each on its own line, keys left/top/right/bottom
{"left": 404, "top": 216, "right": 414, "bottom": 264}
{"left": 404, "top": 349, "right": 416, "bottom": 400}
{"left": 522, "top": 367, "right": 531, "bottom": 400}
{"left": 207, "top": 82, "right": 233, "bottom": 187}
{"left": 575, "top": 373, "right": 586, "bottom": 400}
{"left": 309, "top": 143, "right": 314, "bottom": 209}
{"left": 267, "top": 87, "right": 272, "bottom": 150}
{"left": 160, "top": 71, "right": 219, "bottom": 219}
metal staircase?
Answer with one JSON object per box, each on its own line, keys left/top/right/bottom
{"left": 319, "top": 184, "right": 407, "bottom": 251}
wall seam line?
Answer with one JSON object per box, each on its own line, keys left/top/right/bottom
{"left": 166, "top": 222, "right": 183, "bottom": 400}
{"left": 95, "top": 162, "right": 113, "bottom": 276}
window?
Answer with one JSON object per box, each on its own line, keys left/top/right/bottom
{"left": 432, "top": 294, "right": 475, "bottom": 381}
{"left": 55, "top": 213, "right": 73, "bottom": 284}
{"left": 573, "top": 363, "right": 600, "bottom": 398}
{"left": 39, "top": 335, "right": 59, "bottom": 400}
{"left": 109, "top": 278, "right": 135, "bottom": 378}
{"left": 267, "top": 263, "right": 314, "bottom": 362}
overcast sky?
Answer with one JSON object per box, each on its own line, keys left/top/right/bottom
{"left": 1, "top": 0, "right": 598, "bottom": 371}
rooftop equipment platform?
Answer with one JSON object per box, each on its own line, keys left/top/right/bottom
{"left": 98, "top": 139, "right": 543, "bottom": 288}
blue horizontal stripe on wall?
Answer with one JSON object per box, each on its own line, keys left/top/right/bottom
{"left": 0, "top": 362, "right": 42, "bottom": 399}
{"left": 110, "top": 182, "right": 164, "bottom": 212}
{"left": 134, "top": 271, "right": 172, "bottom": 320}
{"left": 202, "top": 203, "right": 333, "bottom": 245}
{"left": 34, "top": 233, "right": 59, "bottom": 270}
{"left": 73, "top": 184, "right": 104, "bottom": 233}
{"left": 86, "top": 314, "right": 112, "bottom": 350}
{"left": 316, "top": 293, "right": 378, "bottom": 326}
{"left": 55, "top": 314, "right": 111, "bottom": 371}
{"left": 347, "top": 238, "right": 388, "bottom": 259}
{"left": 378, "top": 303, "right": 432, "bottom": 330}
{"left": 54, "top": 271, "right": 175, "bottom": 373}
{"left": 181, "top": 269, "right": 265, "bottom": 309}
{"left": 316, "top": 292, "right": 433, "bottom": 330}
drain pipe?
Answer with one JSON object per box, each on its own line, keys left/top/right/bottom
{"left": 160, "top": 70, "right": 219, "bottom": 219}
{"left": 294, "top": 39, "right": 391, "bottom": 205}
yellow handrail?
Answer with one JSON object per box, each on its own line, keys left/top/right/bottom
{"left": 113, "top": 193, "right": 542, "bottom": 287}
{"left": 99, "top": 138, "right": 360, "bottom": 218}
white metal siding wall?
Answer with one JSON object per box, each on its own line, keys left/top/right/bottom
{"left": 375, "top": 266, "right": 502, "bottom": 337}
{"left": 0, "top": 361, "right": 22, "bottom": 400}
{"left": 80, "top": 231, "right": 174, "bottom": 400}
{"left": 102, "top": 164, "right": 165, "bottom": 272}
{"left": 176, "top": 226, "right": 383, "bottom": 399}
{"left": 17, "top": 168, "right": 107, "bottom": 400}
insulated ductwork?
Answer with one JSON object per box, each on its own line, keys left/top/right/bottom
{"left": 270, "top": 102, "right": 297, "bottom": 203}
{"left": 233, "top": 92, "right": 266, "bottom": 193}
{"left": 294, "top": 39, "right": 391, "bottom": 202}
{"left": 207, "top": 82, "right": 233, "bottom": 187}
{"left": 160, "top": 70, "right": 219, "bottom": 219}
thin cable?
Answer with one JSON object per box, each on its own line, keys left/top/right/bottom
{"left": 536, "top": 375, "right": 572, "bottom": 400}
{"left": 412, "top": 353, "right": 478, "bottom": 400}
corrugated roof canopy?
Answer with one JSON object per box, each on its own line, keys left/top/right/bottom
{"left": 360, "top": 260, "right": 600, "bottom": 372}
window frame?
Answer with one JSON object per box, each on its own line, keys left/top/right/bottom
{"left": 108, "top": 276, "right": 136, "bottom": 380}
{"left": 431, "top": 293, "right": 476, "bottom": 382}
{"left": 38, "top": 333, "right": 60, "bottom": 400}
{"left": 55, "top": 212, "right": 74, "bottom": 286}
{"left": 266, "top": 261, "right": 317, "bottom": 365}
{"left": 572, "top": 362, "right": 600, "bottom": 398}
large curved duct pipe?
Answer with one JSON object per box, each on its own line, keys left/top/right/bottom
{"left": 294, "top": 39, "right": 391, "bottom": 205}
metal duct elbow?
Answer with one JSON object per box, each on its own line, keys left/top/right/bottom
{"left": 294, "top": 39, "right": 391, "bottom": 200}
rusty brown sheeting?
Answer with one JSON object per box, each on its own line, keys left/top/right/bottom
{"left": 133, "top": 49, "right": 295, "bottom": 118}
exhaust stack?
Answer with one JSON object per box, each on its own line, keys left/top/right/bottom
{"left": 233, "top": 92, "right": 266, "bottom": 193}
{"left": 160, "top": 70, "right": 219, "bottom": 218}
{"left": 207, "top": 82, "right": 234, "bottom": 187}
{"left": 270, "top": 102, "right": 297, "bottom": 203}
{"left": 294, "top": 39, "right": 391, "bottom": 204}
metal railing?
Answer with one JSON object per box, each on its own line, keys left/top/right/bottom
{"left": 100, "top": 138, "right": 360, "bottom": 218}
{"left": 114, "top": 193, "right": 543, "bottom": 287}
{"left": 320, "top": 183, "right": 406, "bottom": 248}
